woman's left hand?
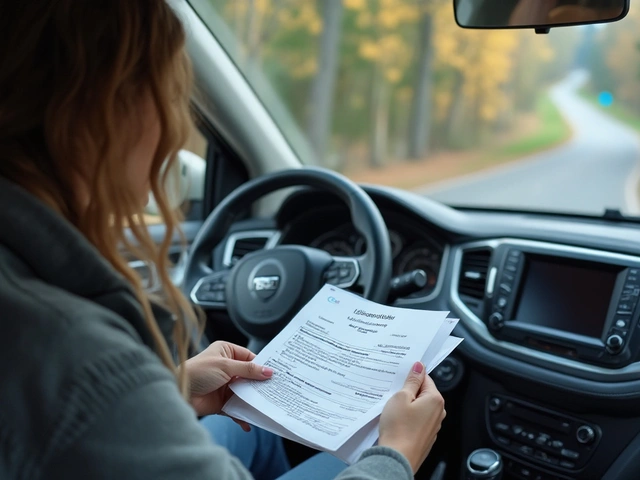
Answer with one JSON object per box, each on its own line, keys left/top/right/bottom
{"left": 184, "top": 341, "right": 273, "bottom": 427}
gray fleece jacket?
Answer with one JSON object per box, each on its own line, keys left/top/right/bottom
{"left": 0, "top": 177, "right": 413, "bottom": 480}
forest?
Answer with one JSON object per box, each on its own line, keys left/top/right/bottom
{"left": 201, "top": 0, "right": 640, "bottom": 178}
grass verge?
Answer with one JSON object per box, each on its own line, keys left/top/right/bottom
{"left": 481, "top": 95, "right": 571, "bottom": 162}
{"left": 348, "top": 93, "right": 572, "bottom": 190}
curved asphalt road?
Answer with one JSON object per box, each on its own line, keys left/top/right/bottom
{"left": 423, "top": 71, "right": 640, "bottom": 215}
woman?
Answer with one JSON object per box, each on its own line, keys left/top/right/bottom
{"left": 0, "top": 1, "right": 446, "bottom": 479}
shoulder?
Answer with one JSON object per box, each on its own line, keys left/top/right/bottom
{"left": 0, "top": 247, "right": 174, "bottom": 476}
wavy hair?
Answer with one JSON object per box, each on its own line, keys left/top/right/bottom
{"left": 0, "top": 0, "right": 200, "bottom": 395}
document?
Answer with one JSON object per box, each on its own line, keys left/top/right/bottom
{"left": 222, "top": 284, "right": 462, "bottom": 463}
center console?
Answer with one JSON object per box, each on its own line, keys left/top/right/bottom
{"left": 486, "top": 394, "right": 599, "bottom": 478}
{"left": 483, "top": 242, "right": 640, "bottom": 368}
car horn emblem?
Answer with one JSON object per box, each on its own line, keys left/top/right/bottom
{"left": 252, "top": 275, "right": 280, "bottom": 299}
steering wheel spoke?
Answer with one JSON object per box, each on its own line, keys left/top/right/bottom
{"left": 190, "top": 270, "right": 230, "bottom": 308}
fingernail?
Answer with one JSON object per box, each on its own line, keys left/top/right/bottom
{"left": 412, "top": 362, "right": 424, "bottom": 374}
{"left": 262, "top": 366, "right": 274, "bottom": 377}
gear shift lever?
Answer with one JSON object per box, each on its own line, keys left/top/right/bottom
{"left": 466, "top": 448, "right": 503, "bottom": 480}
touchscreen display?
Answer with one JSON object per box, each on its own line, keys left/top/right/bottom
{"left": 514, "top": 256, "right": 619, "bottom": 338}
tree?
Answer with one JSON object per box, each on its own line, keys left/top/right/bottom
{"left": 407, "top": 3, "right": 435, "bottom": 159}
{"left": 307, "top": 0, "right": 344, "bottom": 165}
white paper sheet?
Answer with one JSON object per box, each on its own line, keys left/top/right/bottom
{"left": 225, "top": 285, "right": 449, "bottom": 451}
{"left": 223, "top": 336, "right": 463, "bottom": 464}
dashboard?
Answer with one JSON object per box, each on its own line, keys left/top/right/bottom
{"left": 218, "top": 186, "right": 640, "bottom": 480}
{"left": 276, "top": 198, "right": 446, "bottom": 299}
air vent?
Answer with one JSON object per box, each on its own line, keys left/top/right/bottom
{"left": 223, "top": 231, "right": 278, "bottom": 266}
{"left": 458, "top": 249, "right": 492, "bottom": 300}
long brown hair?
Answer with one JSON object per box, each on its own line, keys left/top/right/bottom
{"left": 0, "top": 0, "right": 199, "bottom": 394}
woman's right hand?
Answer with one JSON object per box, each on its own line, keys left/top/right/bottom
{"left": 378, "top": 361, "right": 446, "bottom": 473}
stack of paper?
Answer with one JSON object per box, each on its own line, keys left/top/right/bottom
{"left": 223, "top": 284, "right": 462, "bottom": 465}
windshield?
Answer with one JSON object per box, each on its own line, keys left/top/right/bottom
{"left": 190, "top": 0, "right": 640, "bottom": 217}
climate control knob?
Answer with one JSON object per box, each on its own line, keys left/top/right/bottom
{"left": 488, "top": 313, "right": 505, "bottom": 331}
{"left": 576, "top": 425, "right": 596, "bottom": 445}
{"left": 606, "top": 334, "right": 624, "bottom": 355}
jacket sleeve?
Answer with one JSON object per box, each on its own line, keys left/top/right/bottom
{"left": 336, "top": 447, "right": 414, "bottom": 480}
{"left": 39, "top": 346, "right": 254, "bottom": 480}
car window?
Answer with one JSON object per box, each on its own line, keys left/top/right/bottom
{"left": 191, "top": 0, "right": 640, "bottom": 217}
{"left": 144, "top": 123, "right": 208, "bottom": 225}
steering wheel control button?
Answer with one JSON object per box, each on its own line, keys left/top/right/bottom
{"left": 576, "top": 425, "right": 596, "bottom": 445}
{"left": 324, "top": 258, "right": 359, "bottom": 288}
{"left": 192, "top": 274, "right": 229, "bottom": 306}
{"left": 338, "top": 267, "right": 351, "bottom": 279}
{"left": 606, "top": 334, "right": 624, "bottom": 354}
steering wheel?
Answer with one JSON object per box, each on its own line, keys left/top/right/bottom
{"left": 182, "top": 167, "right": 392, "bottom": 353}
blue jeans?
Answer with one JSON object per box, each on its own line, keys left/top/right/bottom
{"left": 200, "top": 415, "right": 348, "bottom": 480}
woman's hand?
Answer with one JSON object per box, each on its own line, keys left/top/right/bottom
{"left": 378, "top": 361, "right": 446, "bottom": 473}
{"left": 184, "top": 341, "right": 273, "bottom": 425}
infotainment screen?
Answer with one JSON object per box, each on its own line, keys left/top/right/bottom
{"left": 514, "top": 256, "right": 620, "bottom": 338}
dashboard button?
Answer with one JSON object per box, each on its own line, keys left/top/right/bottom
{"left": 615, "top": 319, "right": 628, "bottom": 328}
{"left": 535, "top": 435, "right": 549, "bottom": 446}
{"left": 606, "top": 334, "right": 625, "bottom": 354}
{"left": 518, "top": 467, "right": 532, "bottom": 478}
{"left": 488, "top": 312, "right": 505, "bottom": 331}
{"left": 513, "top": 425, "right": 524, "bottom": 435}
{"left": 618, "top": 302, "right": 634, "bottom": 312}
{"left": 550, "top": 440, "right": 563, "bottom": 449}
{"left": 576, "top": 425, "right": 596, "bottom": 445}
{"left": 559, "top": 460, "right": 576, "bottom": 469}
{"left": 495, "top": 422, "right": 510, "bottom": 433}
{"left": 560, "top": 449, "right": 579, "bottom": 460}
{"left": 496, "top": 436, "right": 511, "bottom": 446}
{"left": 518, "top": 445, "right": 534, "bottom": 456}
{"left": 534, "top": 450, "right": 549, "bottom": 461}
{"left": 489, "top": 397, "right": 502, "bottom": 412}
{"left": 611, "top": 327, "right": 629, "bottom": 337}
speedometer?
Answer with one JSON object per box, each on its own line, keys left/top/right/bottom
{"left": 310, "top": 231, "right": 357, "bottom": 256}
{"left": 315, "top": 238, "right": 355, "bottom": 256}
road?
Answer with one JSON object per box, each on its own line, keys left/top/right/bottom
{"left": 423, "top": 71, "right": 640, "bottom": 215}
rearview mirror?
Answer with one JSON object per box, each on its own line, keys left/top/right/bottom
{"left": 454, "top": 0, "right": 629, "bottom": 31}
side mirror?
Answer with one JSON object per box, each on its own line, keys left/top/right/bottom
{"left": 145, "top": 149, "right": 206, "bottom": 218}
{"left": 454, "top": 0, "right": 629, "bottom": 32}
